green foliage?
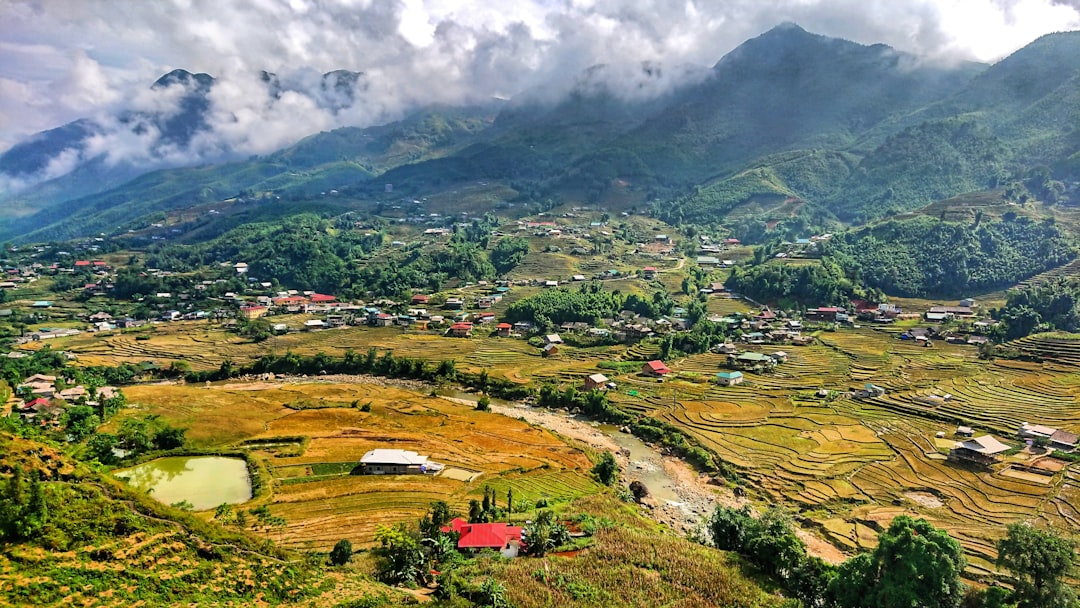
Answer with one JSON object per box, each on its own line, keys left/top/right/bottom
{"left": 996, "top": 523, "right": 1078, "bottom": 608}
{"left": 824, "top": 215, "right": 1075, "bottom": 297}
{"left": 490, "top": 236, "right": 531, "bottom": 274}
{"left": 833, "top": 118, "right": 1009, "bottom": 222}
{"left": 590, "top": 452, "right": 619, "bottom": 486}
{"left": 726, "top": 259, "right": 856, "bottom": 305}
{"left": 329, "top": 539, "right": 353, "bottom": 566}
{"left": 830, "top": 515, "right": 967, "bottom": 608}
{"left": 505, "top": 282, "right": 672, "bottom": 330}
{"left": 0, "top": 466, "right": 49, "bottom": 541}
{"left": 476, "top": 395, "right": 491, "bottom": 412}
{"left": 998, "top": 278, "right": 1080, "bottom": 340}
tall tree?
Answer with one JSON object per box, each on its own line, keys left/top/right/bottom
{"left": 997, "top": 523, "right": 1077, "bottom": 608}
{"left": 830, "top": 516, "right": 966, "bottom": 608}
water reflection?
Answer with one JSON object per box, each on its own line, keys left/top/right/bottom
{"left": 115, "top": 456, "right": 252, "bottom": 511}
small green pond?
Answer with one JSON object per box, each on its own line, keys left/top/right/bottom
{"left": 115, "top": 456, "right": 252, "bottom": 511}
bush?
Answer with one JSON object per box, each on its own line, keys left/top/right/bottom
{"left": 329, "top": 538, "right": 353, "bottom": 566}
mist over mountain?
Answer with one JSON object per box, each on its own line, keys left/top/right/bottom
{"left": 2, "top": 23, "right": 1080, "bottom": 243}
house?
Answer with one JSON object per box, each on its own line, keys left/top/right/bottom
{"left": 310, "top": 293, "right": 336, "bottom": 304}
{"left": 542, "top": 343, "right": 560, "bottom": 357}
{"left": 445, "top": 297, "right": 464, "bottom": 310}
{"left": 770, "top": 351, "right": 789, "bottom": 363}
{"left": 544, "top": 334, "right": 563, "bottom": 345}
{"left": 1050, "top": 430, "right": 1079, "bottom": 451}
{"left": 642, "top": 360, "right": 671, "bottom": 377}
{"left": 715, "top": 342, "right": 738, "bottom": 354}
{"left": 544, "top": 280, "right": 559, "bottom": 288}
{"left": 806, "top": 307, "right": 842, "bottom": 322}
{"left": 441, "top": 518, "right": 523, "bottom": 558}
{"left": 1019, "top": 422, "right": 1080, "bottom": 451}
{"left": 716, "top": 371, "right": 744, "bottom": 386}
{"left": 928, "top": 306, "right": 975, "bottom": 319}
{"left": 584, "top": 373, "right": 609, "bottom": 391}
{"left": 411, "top": 294, "right": 430, "bottom": 305}
{"left": 949, "top": 435, "right": 1011, "bottom": 466}
{"left": 642, "top": 266, "right": 657, "bottom": 280}
{"left": 696, "top": 256, "right": 720, "bottom": 267}
{"left": 496, "top": 323, "right": 512, "bottom": 337}
{"left": 956, "top": 426, "right": 975, "bottom": 437}
{"left": 303, "top": 319, "right": 327, "bottom": 330}
{"left": 448, "top": 322, "right": 473, "bottom": 338}
{"left": 856, "top": 383, "right": 886, "bottom": 398}
{"left": 730, "top": 352, "right": 773, "bottom": 370}
{"left": 359, "top": 449, "right": 436, "bottom": 475}
{"left": 373, "top": 313, "right": 395, "bottom": 327}
{"left": 240, "top": 305, "right": 268, "bottom": 319}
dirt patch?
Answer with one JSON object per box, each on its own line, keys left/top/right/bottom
{"left": 903, "top": 491, "right": 944, "bottom": 508}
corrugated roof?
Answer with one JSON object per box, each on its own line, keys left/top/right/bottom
{"left": 360, "top": 449, "right": 428, "bottom": 466}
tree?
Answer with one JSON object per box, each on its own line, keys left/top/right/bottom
{"left": 86, "top": 433, "right": 119, "bottom": 464}
{"left": 117, "top": 418, "right": 153, "bottom": 454}
{"left": 592, "top": 451, "right": 619, "bottom": 486}
{"left": 0, "top": 466, "right": 48, "bottom": 541}
{"left": 830, "top": 516, "right": 966, "bottom": 608}
{"left": 997, "top": 523, "right": 1077, "bottom": 608}
{"left": 421, "top": 501, "right": 453, "bottom": 538}
{"left": 743, "top": 507, "right": 807, "bottom": 578}
{"left": 329, "top": 539, "right": 353, "bottom": 566}
{"left": 709, "top": 505, "right": 755, "bottom": 552}
{"left": 372, "top": 523, "right": 429, "bottom": 586}
{"left": 153, "top": 425, "right": 187, "bottom": 450}
{"left": 476, "top": 395, "right": 491, "bottom": 412}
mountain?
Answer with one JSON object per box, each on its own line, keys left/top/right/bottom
{"left": 4, "top": 104, "right": 498, "bottom": 243}
{"left": 4, "top": 24, "right": 1080, "bottom": 243}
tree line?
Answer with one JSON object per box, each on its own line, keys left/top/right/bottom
{"left": 705, "top": 505, "right": 1077, "bottom": 608}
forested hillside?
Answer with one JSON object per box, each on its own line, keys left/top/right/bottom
{"left": 823, "top": 215, "right": 1076, "bottom": 297}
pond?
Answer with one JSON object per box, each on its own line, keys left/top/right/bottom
{"left": 115, "top": 456, "right": 253, "bottom": 511}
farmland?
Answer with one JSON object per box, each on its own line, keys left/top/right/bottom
{"left": 41, "top": 317, "right": 1080, "bottom": 569}
{"left": 113, "top": 380, "right": 599, "bottom": 551}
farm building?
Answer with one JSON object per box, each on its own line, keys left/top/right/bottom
{"left": 441, "top": 518, "right": 523, "bottom": 557}
{"left": 584, "top": 373, "right": 609, "bottom": 391}
{"left": 542, "top": 343, "right": 560, "bottom": 357}
{"left": 1019, "top": 423, "right": 1079, "bottom": 451}
{"left": 359, "top": 449, "right": 439, "bottom": 475}
{"left": 716, "top": 371, "right": 744, "bottom": 386}
{"left": 448, "top": 322, "right": 473, "bottom": 338}
{"left": 544, "top": 334, "right": 563, "bottom": 345}
{"left": 642, "top": 360, "right": 671, "bottom": 377}
{"left": 949, "top": 435, "right": 1011, "bottom": 466}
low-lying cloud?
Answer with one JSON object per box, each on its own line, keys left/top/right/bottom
{"left": 1, "top": 0, "right": 1078, "bottom": 193}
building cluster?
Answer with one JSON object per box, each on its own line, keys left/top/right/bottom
{"left": 9, "top": 373, "right": 119, "bottom": 428}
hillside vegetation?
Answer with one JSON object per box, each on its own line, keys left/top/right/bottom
{"left": 823, "top": 215, "right": 1076, "bottom": 297}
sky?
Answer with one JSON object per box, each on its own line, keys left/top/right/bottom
{"left": 1, "top": 0, "right": 1078, "bottom": 188}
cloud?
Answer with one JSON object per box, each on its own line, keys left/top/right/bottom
{"left": 0, "top": 0, "right": 1078, "bottom": 189}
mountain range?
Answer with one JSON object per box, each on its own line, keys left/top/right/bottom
{"left": 2, "top": 23, "right": 1079, "bottom": 243}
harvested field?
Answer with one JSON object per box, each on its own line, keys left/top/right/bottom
{"left": 115, "top": 380, "right": 599, "bottom": 550}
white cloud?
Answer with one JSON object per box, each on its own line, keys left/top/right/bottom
{"left": 0, "top": 0, "right": 1077, "bottom": 180}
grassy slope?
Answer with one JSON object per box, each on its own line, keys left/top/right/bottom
{"left": 0, "top": 433, "right": 405, "bottom": 608}
{"left": 458, "top": 494, "right": 786, "bottom": 608}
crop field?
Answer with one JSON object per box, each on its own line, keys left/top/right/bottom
{"left": 112, "top": 381, "right": 598, "bottom": 551}
{"left": 41, "top": 316, "right": 1080, "bottom": 560}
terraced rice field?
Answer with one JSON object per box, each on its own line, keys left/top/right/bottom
{"left": 113, "top": 381, "right": 598, "bottom": 551}
{"left": 45, "top": 319, "right": 1080, "bottom": 560}
{"left": 584, "top": 327, "right": 1080, "bottom": 563}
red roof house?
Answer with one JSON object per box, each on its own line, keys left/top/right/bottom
{"left": 441, "top": 518, "right": 523, "bottom": 557}
{"left": 448, "top": 322, "right": 473, "bottom": 337}
{"left": 412, "top": 294, "right": 430, "bottom": 305}
{"left": 74, "top": 260, "right": 91, "bottom": 267}
{"left": 310, "top": 293, "right": 336, "bottom": 303}
{"left": 642, "top": 360, "right": 671, "bottom": 377}
{"left": 496, "top": 323, "right": 512, "bottom": 337}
